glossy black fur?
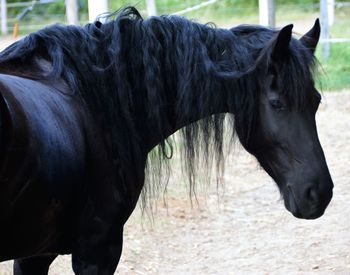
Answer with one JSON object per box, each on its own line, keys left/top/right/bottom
{"left": 0, "top": 7, "right": 332, "bottom": 275}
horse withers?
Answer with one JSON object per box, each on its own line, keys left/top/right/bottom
{"left": 0, "top": 8, "right": 332, "bottom": 274}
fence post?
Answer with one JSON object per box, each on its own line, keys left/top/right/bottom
{"left": 1, "top": 0, "right": 7, "bottom": 35}
{"left": 146, "top": 0, "right": 157, "bottom": 16}
{"left": 65, "top": 0, "right": 79, "bottom": 25}
{"left": 88, "top": 0, "right": 108, "bottom": 23}
{"left": 320, "top": 0, "right": 330, "bottom": 60}
{"left": 328, "top": 0, "right": 334, "bottom": 26}
{"left": 259, "top": 0, "right": 275, "bottom": 27}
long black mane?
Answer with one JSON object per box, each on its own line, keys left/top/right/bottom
{"left": 0, "top": 7, "right": 316, "bottom": 207}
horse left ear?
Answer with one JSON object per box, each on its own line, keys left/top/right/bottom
{"left": 299, "top": 18, "right": 320, "bottom": 54}
{"left": 271, "top": 24, "right": 293, "bottom": 62}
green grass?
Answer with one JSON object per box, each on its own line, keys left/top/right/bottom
{"left": 316, "top": 42, "right": 350, "bottom": 91}
{"left": 330, "top": 6, "right": 350, "bottom": 38}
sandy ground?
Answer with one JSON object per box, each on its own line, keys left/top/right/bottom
{"left": 0, "top": 90, "right": 349, "bottom": 274}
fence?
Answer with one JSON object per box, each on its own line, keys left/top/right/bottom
{"left": 0, "top": 0, "right": 349, "bottom": 41}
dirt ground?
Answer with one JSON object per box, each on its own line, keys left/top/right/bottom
{"left": 0, "top": 90, "right": 349, "bottom": 274}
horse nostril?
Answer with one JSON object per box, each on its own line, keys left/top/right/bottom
{"left": 306, "top": 187, "right": 319, "bottom": 203}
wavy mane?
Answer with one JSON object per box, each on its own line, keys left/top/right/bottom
{"left": 0, "top": 7, "right": 317, "bottom": 208}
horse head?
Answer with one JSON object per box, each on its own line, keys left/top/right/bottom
{"left": 240, "top": 20, "right": 333, "bottom": 219}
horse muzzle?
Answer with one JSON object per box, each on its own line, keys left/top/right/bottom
{"left": 283, "top": 181, "right": 333, "bottom": 220}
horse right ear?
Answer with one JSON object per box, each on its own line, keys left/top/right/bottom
{"left": 299, "top": 19, "right": 320, "bottom": 54}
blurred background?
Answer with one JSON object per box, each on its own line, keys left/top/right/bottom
{"left": 0, "top": 0, "right": 349, "bottom": 90}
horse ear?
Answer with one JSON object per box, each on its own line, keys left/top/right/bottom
{"left": 299, "top": 18, "right": 320, "bottom": 54}
{"left": 271, "top": 24, "right": 293, "bottom": 62}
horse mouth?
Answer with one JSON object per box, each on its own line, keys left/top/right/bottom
{"left": 284, "top": 185, "right": 325, "bottom": 220}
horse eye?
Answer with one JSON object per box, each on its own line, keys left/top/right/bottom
{"left": 269, "top": 99, "right": 284, "bottom": 110}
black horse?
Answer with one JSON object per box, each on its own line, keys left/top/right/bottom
{"left": 0, "top": 7, "right": 333, "bottom": 275}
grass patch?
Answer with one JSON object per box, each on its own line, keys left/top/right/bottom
{"left": 316, "top": 42, "right": 350, "bottom": 91}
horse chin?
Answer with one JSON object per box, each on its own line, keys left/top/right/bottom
{"left": 283, "top": 188, "right": 326, "bottom": 220}
{"left": 286, "top": 202, "right": 325, "bottom": 220}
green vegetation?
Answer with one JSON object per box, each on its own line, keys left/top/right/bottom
{"left": 316, "top": 6, "right": 350, "bottom": 91}
{"left": 7, "top": 0, "right": 65, "bottom": 18}
{"left": 316, "top": 42, "right": 350, "bottom": 91}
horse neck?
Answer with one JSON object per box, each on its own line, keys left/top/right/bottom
{"left": 136, "top": 24, "right": 247, "bottom": 152}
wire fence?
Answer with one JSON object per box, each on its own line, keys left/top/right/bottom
{"left": 0, "top": 0, "right": 349, "bottom": 41}
{"left": 171, "top": 0, "right": 219, "bottom": 16}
